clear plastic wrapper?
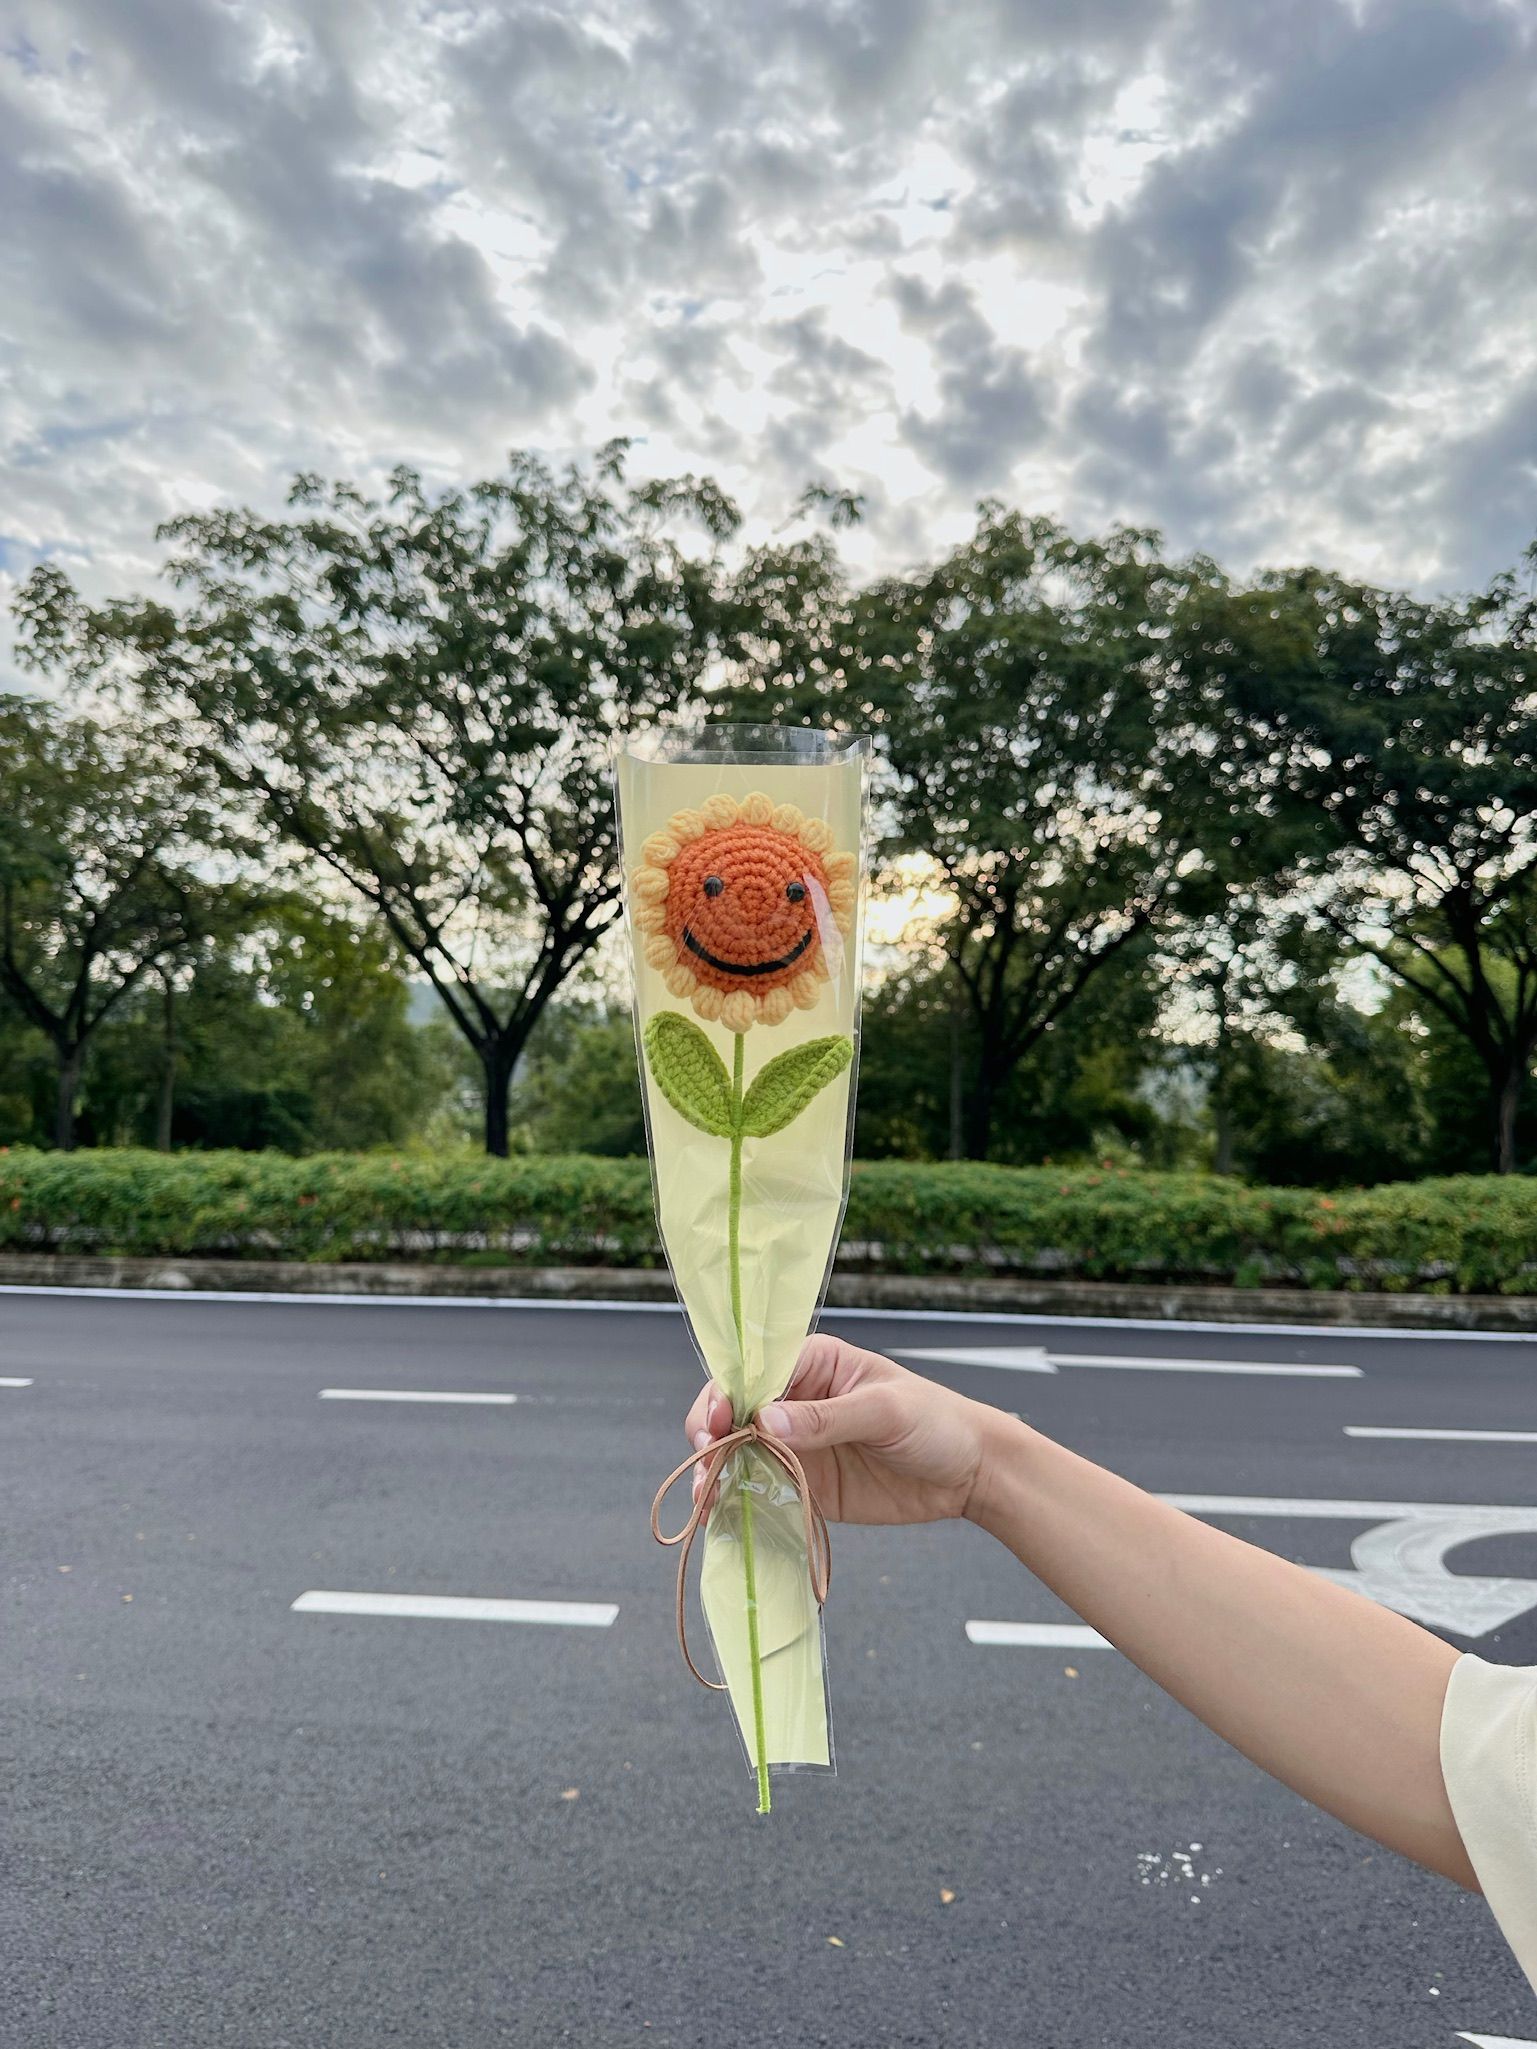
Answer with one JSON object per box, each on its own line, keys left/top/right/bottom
{"left": 615, "top": 723, "right": 869, "bottom": 1811}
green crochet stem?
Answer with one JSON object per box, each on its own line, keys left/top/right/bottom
{"left": 728, "top": 1028, "right": 773, "bottom": 1816}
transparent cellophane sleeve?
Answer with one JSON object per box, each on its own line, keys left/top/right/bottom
{"left": 616, "top": 726, "right": 869, "bottom": 1789}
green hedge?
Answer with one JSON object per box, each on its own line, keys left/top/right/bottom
{"left": 1, "top": 1148, "right": 1536, "bottom": 1294}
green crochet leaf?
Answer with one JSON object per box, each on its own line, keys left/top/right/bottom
{"left": 643, "top": 1011, "right": 735, "bottom": 1137}
{"left": 738, "top": 1034, "right": 854, "bottom": 1139}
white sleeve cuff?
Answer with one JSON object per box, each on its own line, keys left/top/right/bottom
{"left": 1440, "top": 1651, "right": 1537, "bottom": 1996}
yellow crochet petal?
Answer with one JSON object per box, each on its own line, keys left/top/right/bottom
{"left": 721, "top": 991, "right": 756, "bottom": 1033}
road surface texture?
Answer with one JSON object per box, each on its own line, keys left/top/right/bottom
{"left": 3, "top": 1288, "right": 1535, "bottom": 2046}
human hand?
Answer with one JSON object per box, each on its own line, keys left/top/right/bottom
{"left": 683, "top": 1332, "right": 1006, "bottom": 1526}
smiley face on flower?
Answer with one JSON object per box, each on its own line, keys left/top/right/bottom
{"left": 630, "top": 793, "right": 857, "bottom": 1032}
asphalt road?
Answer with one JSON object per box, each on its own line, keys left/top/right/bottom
{"left": 3, "top": 1290, "right": 1535, "bottom": 2047}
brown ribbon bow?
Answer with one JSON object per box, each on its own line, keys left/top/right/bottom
{"left": 650, "top": 1420, "right": 832, "bottom": 1691}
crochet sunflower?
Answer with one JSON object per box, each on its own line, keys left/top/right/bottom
{"left": 630, "top": 791, "right": 856, "bottom": 1157}
{"left": 631, "top": 791, "right": 857, "bottom": 1032}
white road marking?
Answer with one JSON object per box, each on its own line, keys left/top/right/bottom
{"left": 897, "top": 1346, "right": 1360, "bottom": 1378}
{"left": 976, "top": 1496, "right": 1537, "bottom": 1647}
{"left": 1346, "top": 1425, "right": 1537, "bottom": 1444}
{"left": 1457, "top": 2036, "right": 1537, "bottom": 2047}
{"left": 291, "top": 1591, "right": 617, "bottom": 1627}
{"left": 2, "top": 1283, "right": 1533, "bottom": 1343}
{"left": 318, "top": 1388, "right": 519, "bottom": 1405}
{"left": 0, "top": 1285, "right": 681, "bottom": 1313}
{"left": 966, "top": 1620, "right": 1110, "bottom": 1649}
{"left": 835, "top": 1307, "right": 1531, "bottom": 1342}
{"left": 899, "top": 1345, "right": 1056, "bottom": 1374}
{"left": 1163, "top": 1494, "right": 1537, "bottom": 1637}
{"left": 0, "top": 1376, "right": 32, "bottom": 1386}
{"left": 1058, "top": 1352, "right": 1359, "bottom": 1377}
{"left": 1161, "top": 1493, "right": 1535, "bottom": 1519}
{"left": 1308, "top": 1510, "right": 1537, "bottom": 1635}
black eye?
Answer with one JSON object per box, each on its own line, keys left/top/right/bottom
{"left": 703, "top": 875, "right": 724, "bottom": 897}
{"left": 786, "top": 880, "right": 806, "bottom": 903}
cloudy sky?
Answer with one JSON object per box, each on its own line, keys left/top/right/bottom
{"left": 3, "top": 0, "right": 1535, "bottom": 679}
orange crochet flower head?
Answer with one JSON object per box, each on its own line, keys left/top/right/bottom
{"left": 630, "top": 792, "right": 857, "bottom": 1032}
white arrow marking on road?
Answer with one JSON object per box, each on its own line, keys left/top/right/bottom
{"left": 1057, "top": 1352, "right": 1359, "bottom": 1377}
{"left": 1169, "top": 1496, "right": 1537, "bottom": 1637}
{"left": 0, "top": 1376, "right": 33, "bottom": 1386}
{"left": 292, "top": 1592, "right": 616, "bottom": 1626}
{"left": 1347, "top": 1425, "right": 1537, "bottom": 1444}
{"left": 971, "top": 1496, "right": 1537, "bottom": 1644}
{"left": 1310, "top": 1510, "right": 1537, "bottom": 1635}
{"left": 967, "top": 1621, "right": 1111, "bottom": 1649}
{"left": 896, "top": 1347, "right": 1360, "bottom": 1378}
{"left": 899, "top": 1346, "right": 1058, "bottom": 1373}
{"left": 1456, "top": 2035, "right": 1537, "bottom": 2047}
{"left": 318, "top": 1388, "right": 520, "bottom": 1405}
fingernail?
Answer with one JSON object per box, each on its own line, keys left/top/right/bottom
{"left": 692, "top": 1429, "right": 710, "bottom": 1452}
{"left": 761, "top": 1403, "right": 790, "bottom": 1438}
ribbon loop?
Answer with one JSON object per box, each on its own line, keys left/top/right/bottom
{"left": 650, "top": 1420, "right": 832, "bottom": 1691}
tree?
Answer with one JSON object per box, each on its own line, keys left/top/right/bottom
{"left": 0, "top": 983, "right": 52, "bottom": 1144}
{"left": 69, "top": 898, "right": 456, "bottom": 1152}
{"left": 855, "top": 947, "right": 1163, "bottom": 1163}
{"left": 1388, "top": 962, "right": 1537, "bottom": 1178}
{"left": 506, "top": 1001, "right": 647, "bottom": 1156}
{"left": 0, "top": 696, "right": 226, "bottom": 1149}
{"left": 1188, "top": 552, "right": 1537, "bottom": 1171}
{"left": 755, "top": 509, "right": 1199, "bottom": 1157}
{"left": 17, "top": 445, "right": 737, "bottom": 1155}
{"left": 1151, "top": 860, "right": 1301, "bottom": 1176}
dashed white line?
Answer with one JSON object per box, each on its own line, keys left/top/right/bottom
{"left": 0, "top": 1376, "right": 33, "bottom": 1387}
{"left": 966, "top": 1621, "right": 1110, "bottom": 1650}
{"left": 318, "top": 1388, "right": 519, "bottom": 1405}
{"left": 291, "top": 1591, "right": 617, "bottom": 1627}
{"left": 1345, "top": 1425, "right": 1537, "bottom": 1444}
{"left": 1456, "top": 2035, "right": 1537, "bottom": 2047}
{"left": 898, "top": 1346, "right": 1360, "bottom": 1378}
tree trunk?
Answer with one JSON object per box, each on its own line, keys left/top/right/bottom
{"left": 1212, "top": 1014, "right": 1235, "bottom": 1177}
{"left": 1212, "top": 1091, "right": 1235, "bottom": 1178}
{"left": 54, "top": 1046, "right": 82, "bottom": 1152}
{"left": 964, "top": 1055, "right": 1000, "bottom": 1161}
{"left": 948, "top": 984, "right": 965, "bottom": 1162}
{"left": 155, "top": 976, "right": 177, "bottom": 1152}
{"left": 1495, "top": 1060, "right": 1523, "bottom": 1175}
{"left": 482, "top": 1041, "right": 516, "bottom": 1159}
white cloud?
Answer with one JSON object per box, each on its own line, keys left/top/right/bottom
{"left": 3, "top": 0, "right": 1535, "bottom": 685}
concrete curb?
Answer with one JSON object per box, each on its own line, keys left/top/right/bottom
{"left": 2, "top": 1251, "right": 1536, "bottom": 1331}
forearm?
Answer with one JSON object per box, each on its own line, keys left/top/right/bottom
{"left": 970, "top": 1414, "right": 1475, "bottom": 1888}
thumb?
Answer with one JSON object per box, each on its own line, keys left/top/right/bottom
{"left": 760, "top": 1383, "right": 894, "bottom": 1452}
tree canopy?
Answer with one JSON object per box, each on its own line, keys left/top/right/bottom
{"left": 0, "top": 695, "right": 231, "bottom": 1149}
{"left": 19, "top": 445, "right": 738, "bottom": 1155}
{"left": 1188, "top": 556, "right": 1537, "bottom": 1169}
{"left": 9, "top": 450, "right": 1537, "bottom": 1177}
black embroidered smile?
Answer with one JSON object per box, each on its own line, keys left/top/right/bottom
{"left": 682, "top": 925, "right": 815, "bottom": 977}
